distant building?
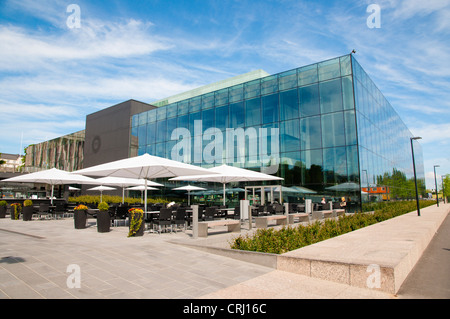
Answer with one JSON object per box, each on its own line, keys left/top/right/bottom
{"left": 0, "top": 153, "right": 23, "bottom": 173}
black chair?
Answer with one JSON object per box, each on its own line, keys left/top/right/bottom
{"left": 204, "top": 207, "right": 217, "bottom": 221}
{"left": 38, "top": 203, "right": 50, "bottom": 219}
{"left": 172, "top": 208, "right": 187, "bottom": 232}
{"left": 114, "top": 206, "right": 129, "bottom": 226}
{"left": 226, "top": 206, "right": 241, "bottom": 220}
{"left": 153, "top": 208, "right": 173, "bottom": 233}
{"left": 53, "top": 203, "right": 66, "bottom": 219}
{"left": 273, "top": 203, "right": 284, "bottom": 214}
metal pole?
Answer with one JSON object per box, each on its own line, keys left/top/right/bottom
{"left": 434, "top": 165, "right": 440, "bottom": 207}
{"left": 410, "top": 137, "right": 421, "bottom": 216}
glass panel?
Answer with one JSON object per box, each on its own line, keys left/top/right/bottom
{"left": 201, "top": 108, "right": 215, "bottom": 132}
{"left": 201, "top": 93, "right": 214, "bottom": 110}
{"left": 323, "top": 146, "right": 347, "bottom": 185}
{"left": 321, "top": 112, "right": 345, "bottom": 148}
{"left": 279, "top": 69, "right": 297, "bottom": 91}
{"left": 189, "top": 96, "right": 202, "bottom": 112}
{"left": 189, "top": 112, "right": 201, "bottom": 135}
{"left": 155, "top": 142, "right": 165, "bottom": 158}
{"left": 261, "top": 75, "right": 278, "bottom": 95}
{"left": 156, "top": 106, "right": 166, "bottom": 121}
{"left": 138, "top": 125, "right": 147, "bottom": 146}
{"left": 229, "top": 84, "right": 243, "bottom": 103}
{"left": 298, "top": 64, "right": 318, "bottom": 86}
{"left": 279, "top": 151, "right": 302, "bottom": 186}
{"left": 156, "top": 120, "right": 166, "bottom": 143}
{"left": 299, "top": 84, "right": 320, "bottom": 117}
{"left": 318, "top": 58, "right": 341, "bottom": 81}
{"left": 177, "top": 100, "right": 189, "bottom": 116}
{"left": 146, "top": 122, "right": 156, "bottom": 145}
{"left": 131, "top": 114, "right": 139, "bottom": 127}
{"left": 280, "top": 119, "right": 300, "bottom": 152}
{"left": 347, "top": 145, "right": 359, "bottom": 182}
{"left": 166, "top": 117, "right": 178, "bottom": 141}
{"left": 342, "top": 76, "right": 355, "bottom": 110}
{"left": 229, "top": 102, "right": 244, "bottom": 128}
{"left": 300, "top": 149, "right": 323, "bottom": 185}
{"left": 215, "top": 88, "right": 229, "bottom": 106}
{"left": 215, "top": 105, "right": 229, "bottom": 131}
{"left": 177, "top": 114, "right": 188, "bottom": 129}
{"left": 262, "top": 93, "right": 279, "bottom": 124}
{"left": 320, "top": 78, "right": 343, "bottom": 114}
{"left": 280, "top": 89, "right": 299, "bottom": 121}
{"left": 244, "top": 79, "right": 261, "bottom": 99}
{"left": 340, "top": 55, "right": 352, "bottom": 76}
{"left": 166, "top": 103, "right": 177, "bottom": 118}
{"left": 245, "top": 98, "right": 261, "bottom": 127}
{"left": 300, "top": 116, "right": 321, "bottom": 150}
{"left": 344, "top": 110, "right": 357, "bottom": 146}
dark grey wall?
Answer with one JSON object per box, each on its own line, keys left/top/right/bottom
{"left": 83, "top": 99, "right": 156, "bottom": 168}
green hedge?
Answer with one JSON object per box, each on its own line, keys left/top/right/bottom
{"left": 230, "top": 200, "right": 435, "bottom": 254}
{"left": 68, "top": 195, "right": 169, "bottom": 205}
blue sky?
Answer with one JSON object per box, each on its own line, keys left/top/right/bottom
{"left": 0, "top": 0, "right": 449, "bottom": 189}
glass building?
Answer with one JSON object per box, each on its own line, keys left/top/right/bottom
{"left": 125, "top": 54, "right": 425, "bottom": 207}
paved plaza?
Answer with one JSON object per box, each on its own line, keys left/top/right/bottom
{"left": 0, "top": 204, "right": 448, "bottom": 299}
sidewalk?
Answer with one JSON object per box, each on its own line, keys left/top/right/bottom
{"left": 0, "top": 203, "right": 448, "bottom": 299}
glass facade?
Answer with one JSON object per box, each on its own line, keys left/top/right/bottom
{"left": 131, "top": 54, "right": 425, "bottom": 207}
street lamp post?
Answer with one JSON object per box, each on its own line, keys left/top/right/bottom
{"left": 410, "top": 137, "right": 421, "bottom": 216}
{"left": 434, "top": 165, "right": 440, "bottom": 207}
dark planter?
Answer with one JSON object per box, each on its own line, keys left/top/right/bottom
{"left": 97, "top": 210, "right": 111, "bottom": 233}
{"left": 11, "top": 207, "right": 21, "bottom": 220}
{"left": 22, "top": 206, "right": 33, "bottom": 221}
{"left": 0, "top": 206, "right": 6, "bottom": 218}
{"left": 74, "top": 210, "right": 87, "bottom": 229}
{"left": 128, "top": 213, "right": 145, "bottom": 237}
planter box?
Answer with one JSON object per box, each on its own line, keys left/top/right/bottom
{"left": 0, "top": 206, "right": 6, "bottom": 218}
{"left": 97, "top": 211, "right": 111, "bottom": 233}
{"left": 22, "top": 206, "right": 33, "bottom": 221}
{"left": 128, "top": 214, "right": 145, "bottom": 237}
{"left": 74, "top": 210, "right": 87, "bottom": 229}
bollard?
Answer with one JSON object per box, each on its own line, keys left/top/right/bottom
{"left": 192, "top": 205, "right": 198, "bottom": 239}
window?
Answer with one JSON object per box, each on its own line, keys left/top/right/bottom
{"left": 318, "top": 58, "right": 341, "bottom": 81}
{"left": 298, "top": 64, "right": 318, "bottom": 86}
{"left": 262, "top": 93, "right": 279, "bottom": 124}
{"left": 299, "top": 84, "right": 320, "bottom": 117}
{"left": 280, "top": 89, "right": 299, "bottom": 121}
{"left": 280, "top": 119, "right": 300, "bottom": 152}
{"left": 200, "top": 93, "right": 214, "bottom": 110}
{"left": 229, "top": 102, "right": 244, "bottom": 128}
{"left": 300, "top": 116, "right": 321, "bottom": 150}
{"left": 320, "top": 79, "right": 343, "bottom": 114}
{"left": 279, "top": 69, "right": 297, "bottom": 91}
{"left": 245, "top": 98, "right": 261, "bottom": 127}
{"left": 321, "top": 112, "right": 345, "bottom": 148}
{"left": 261, "top": 75, "right": 278, "bottom": 95}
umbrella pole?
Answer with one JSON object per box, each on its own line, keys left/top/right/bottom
{"left": 223, "top": 183, "right": 226, "bottom": 206}
{"left": 144, "top": 179, "right": 148, "bottom": 214}
{"left": 51, "top": 185, "right": 54, "bottom": 205}
{"left": 122, "top": 187, "right": 125, "bottom": 204}
{"left": 188, "top": 190, "right": 190, "bottom": 206}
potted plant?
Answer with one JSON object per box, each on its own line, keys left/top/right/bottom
{"left": 74, "top": 204, "right": 88, "bottom": 229}
{"left": 128, "top": 207, "right": 144, "bottom": 237}
{"left": 0, "top": 200, "right": 7, "bottom": 218}
{"left": 97, "top": 202, "right": 111, "bottom": 233}
{"left": 10, "top": 203, "right": 22, "bottom": 220}
{"left": 22, "top": 199, "right": 34, "bottom": 221}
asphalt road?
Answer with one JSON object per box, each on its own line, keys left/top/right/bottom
{"left": 397, "top": 211, "right": 450, "bottom": 299}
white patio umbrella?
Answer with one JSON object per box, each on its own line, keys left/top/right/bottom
{"left": 3, "top": 168, "right": 98, "bottom": 204}
{"left": 172, "top": 185, "right": 206, "bottom": 205}
{"left": 170, "top": 164, "right": 283, "bottom": 205}
{"left": 326, "top": 182, "right": 361, "bottom": 192}
{"left": 87, "top": 185, "right": 116, "bottom": 202}
{"left": 94, "top": 176, "right": 163, "bottom": 204}
{"left": 71, "top": 153, "right": 215, "bottom": 213}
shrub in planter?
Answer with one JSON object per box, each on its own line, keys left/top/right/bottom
{"left": 0, "top": 200, "right": 7, "bottom": 218}
{"left": 97, "top": 202, "right": 111, "bottom": 233}
{"left": 74, "top": 204, "right": 88, "bottom": 229}
{"left": 128, "top": 208, "right": 144, "bottom": 237}
{"left": 10, "top": 203, "right": 22, "bottom": 220}
{"left": 22, "top": 199, "right": 34, "bottom": 221}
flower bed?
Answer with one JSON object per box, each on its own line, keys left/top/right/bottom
{"left": 230, "top": 200, "right": 435, "bottom": 254}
